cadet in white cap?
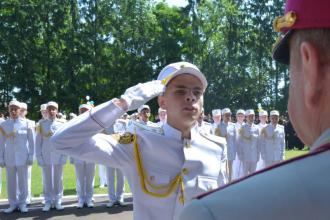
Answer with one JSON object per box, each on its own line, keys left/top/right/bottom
{"left": 256, "top": 110, "right": 268, "bottom": 170}
{"left": 51, "top": 61, "right": 226, "bottom": 220}
{"left": 237, "top": 109, "right": 260, "bottom": 176}
{"left": 260, "top": 110, "right": 285, "bottom": 167}
{"left": 40, "top": 104, "right": 48, "bottom": 120}
{"left": 231, "top": 109, "right": 246, "bottom": 180}
{"left": 197, "top": 108, "right": 212, "bottom": 134}
{"left": 36, "top": 101, "right": 67, "bottom": 211}
{"left": 157, "top": 107, "right": 167, "bottom": 126}
{"left": 19, "top": 102, "right": 36, "bottom": 205}
{"left": 106, "top": 116, "right": 127, "bottom": 208}
{"left": 0, "top": 100, "right": 35, "bottom": 213}
{"left": 211, "top": 109, "right": 221, "bottom": 135}
{"left": 71, "top": 103, "right": 96, "bottom": 208}
{"left": 220, "top": 108, "right": 236, "bottom": 182}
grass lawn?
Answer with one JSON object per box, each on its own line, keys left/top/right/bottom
{"left": 0, "top": 163, "right": 131, "bottom": 199}
{"left": 0, "top": 149, "right": 308, "bottom": 199}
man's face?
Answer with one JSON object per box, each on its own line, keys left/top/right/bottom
{"left": 288, "top": 38, "right": 309, "bottom": 145}
{"left": 9, "top": 106, "right": 20, "bottom": 119}
{"left": 259, "top": 115, "right": 267, "bottom": 123}
{"left": 213, "top": 115, "right": 221, "bottom": 124}
{"left": 223, "top": 113, "right": 231, "bottom": 123}
{"left": 47, "top": 106, "right": 58, "bottom": 119}
{"left": 159, "top": 74, "right": 204, "bottom": 129}
{"left": 20, "top": 108, "right": 27, "bottom": 118}
{"left": 236, "top": 113, "right": 245, "bottom": 123}
{"left": 41, "top": 110, "right": 48, "bottom": 119}
{"left": 270, "top": 115, "right": 279, "bottom": 125}
{"left": 247, "top": 114, "right": 255, "bottom": 124}
{"left": 159, "top": 111, "right": 167, "bottom": 122}
{"left": 79, "top": 107, "right": 89, "bottom": 115}
{"left": 140, "top": 108, "right": 150, "bottom": 122}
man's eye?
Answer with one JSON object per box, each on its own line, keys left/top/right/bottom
{"left": 193, "top": 90, "right": 202, "bottom": 97}
{"left": 175, "top": 90, "right": 186, "bottom": 95}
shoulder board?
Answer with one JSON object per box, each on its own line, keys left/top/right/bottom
{"left": 56, "top": 119, "right": 66, "bottom": 123}
{"left": 111, "top": 132, "right": 135, "bottom": 144}
{"left": 200, "top": 131, "right": 227, "bottom": 145}
{"left": 131, "top": 121, "right": 164, "bottom": 135}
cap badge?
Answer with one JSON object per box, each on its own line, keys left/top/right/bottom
{"left": 273, "top": 11, "right": 297, "bottom": 32}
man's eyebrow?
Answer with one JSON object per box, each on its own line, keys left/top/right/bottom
{"left": 174, "top": 85, "right": 202, "bottom": 90}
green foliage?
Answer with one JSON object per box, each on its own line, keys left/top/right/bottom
{"left": 0, "top": 0, "right": 289, "bottom": 117}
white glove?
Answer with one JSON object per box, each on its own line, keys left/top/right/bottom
{"left": 121, "top": 80, "right": 165, "bottom": 111}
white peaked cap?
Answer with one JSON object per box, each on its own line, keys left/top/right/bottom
{"left": 259, "top": 110, "right": 268, "bottom": 117}
{"left": 222, "top": 108, "right": 231, "bottom": 115}
{"left": 20, "top": 102, "right": 27, "bottom": 110}
{"left": 245, "top": 109, "right": 255, "bottom": 116}
{"left": 8, "top": 100, "right": 21, "bottom": 108}
{"left": 270, "top": 110, "right": 280, "bottom": 116}
{"left": 212, "top": 109, "right": 222, "bottom": 116}
{"left": 236, "top": 109, "right": 245, "bottom": 115}
{"left": 40, "top": 104, "right": 47, "bottom": 111}
{"left": 138, "top": 105, "right": 150, "bottom": 113}
{"left": 47, "top": 101, "right": 58, "bottom": 109}
{"left": 157, "top": 61, "right": 207, "bottom": 90}
{"left": 79, "top": 104, "right": 92, "bottom": 111}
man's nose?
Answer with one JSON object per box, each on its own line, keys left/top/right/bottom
{"left": 185, "top": 91, "right": 196, "bottom": 102}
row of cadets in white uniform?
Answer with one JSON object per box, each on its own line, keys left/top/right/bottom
{"left": 70, "top": 103, "right": 96, "bottom": 208}
{"left": 0, "top": 100, "right": 35, "bottom": 213}
{"left": 236, "top": 109, "right": 285, "bottom": 177}
{"left": 211, "top": 108, "right": 238, "bottom": 182}
{"left": 50, "top": 61, "right": 228, "bottom": 220}
{"left": 36, "top": 101, "right": 67, "bottom": 212}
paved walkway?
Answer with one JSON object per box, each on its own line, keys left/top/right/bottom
{"left": 0, "top": 194, "right": 133, "bottom": 220}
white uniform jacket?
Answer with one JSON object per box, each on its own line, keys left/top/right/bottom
{"left": 36, "top": 119, "right": 67, "bottom": 165}
{"left": 0, "top": 118, "right": 35, "bottom": 166}
{"left": 198, "top": 121, "right": 212, "bottom": 134}
{"left": 50, "top": 100, "right": 227, "bottom": 220}
{"left": 260, "top": 124, "right": 285, "bottom": 161}
{"left": 237, "top": 123, "right": 260, "bottom": 162}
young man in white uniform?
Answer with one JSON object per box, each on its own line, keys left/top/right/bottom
{"left": 36, "top": 101, "right": 67, "bottom": 211}
{"left": 51, "top": 61, "right": 227, "bottom": 220}
{"left": 19, "top": 102, "right": 36, "bottom": 205}
{"left": 0, "top": 100, "right": 34, "bottom": 213}
{"left": 260, "top": 110, "right": 285, "bottom": 167}
{"left": 73, "top": 104, "right": 96, "bottom": 208}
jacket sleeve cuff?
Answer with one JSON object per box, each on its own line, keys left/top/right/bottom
{"left": 89, "top": 99, "right": 125, "bottom": 129}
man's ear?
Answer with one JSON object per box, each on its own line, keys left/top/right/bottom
{"left": 300, "top": 41, "right": 323, "bottom": 109}
{"left": 158, "top": 96, "right": 166, "bottom": 109}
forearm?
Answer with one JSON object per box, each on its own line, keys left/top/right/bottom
{"left": 51, "top": 99, "right": 125, "bottom": 152}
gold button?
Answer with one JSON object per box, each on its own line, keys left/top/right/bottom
{"left": 182, "top": 168, "right": 189, "bottom": 175}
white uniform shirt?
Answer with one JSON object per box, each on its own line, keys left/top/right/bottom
{"left": 51, "top": 100, "right": 227, "bottom": 220}
{"left": 197, "top": 121, "right": 212, "bottom": 134}
{"left": 36, "top": 118, "right": 67, "bottom": 165}
{"left": 260, "top": 124, "right": 285, "bottom": 161}
{"left": 0, "top": 118, "right": 35, "bottom": 166}
{"left": 237, "top": 123, "right": 260, "bottom": 162}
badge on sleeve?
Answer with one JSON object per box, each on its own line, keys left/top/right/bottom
{"left": 111, "top": 132, "right": 135, "bottom": 144}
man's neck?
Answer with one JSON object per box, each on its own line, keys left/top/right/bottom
{"left": 167, "top": 121, "right": 195, "bottom": 139}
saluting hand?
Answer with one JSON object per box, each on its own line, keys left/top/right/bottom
{"left": 120, "top": 80, "right": 165, "bottom": 111}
